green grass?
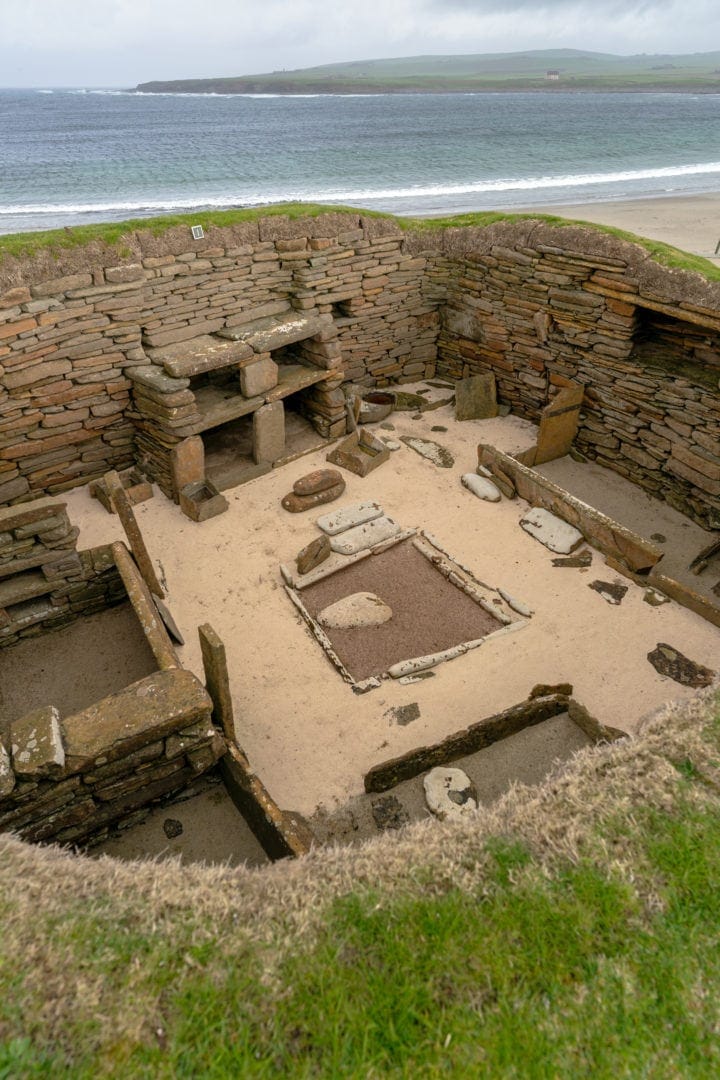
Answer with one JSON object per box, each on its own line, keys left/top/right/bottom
{"left": 4, "top": 737, "right": 720, "bottom": 1078}
{"left": 3, "top": 203, "right": 720, "bottom": 284}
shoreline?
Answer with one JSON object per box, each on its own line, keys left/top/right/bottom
{"left": 427, "top": 190, "right": 720, "bottom": 261}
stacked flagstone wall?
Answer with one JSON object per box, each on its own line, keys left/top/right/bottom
{"left": 2, "top": 212, "right": 720, "bottom": 527}
{"left": 416, "top": 221, "right": 720, "bottom": 529}
{"left": 0, "top": 668, "right": 225, "bottom": 847}
{"left": 0, "top": 214, "right": 437, "bottom": 506}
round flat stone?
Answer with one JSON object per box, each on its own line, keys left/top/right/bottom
{"left": 293, "top": 468, "right": 344, "bottom": 497}
{"left": 318, "top": 592, "right": 393, "bottom": 630}
{"left": 282, "top": 480, "right": 345, "bottom": 513}
{"left": 423, "top": 767, "right": 478, "bottom": 820}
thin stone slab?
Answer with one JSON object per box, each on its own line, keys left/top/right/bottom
{"left": 318, "top": 592, "right": 393, "bottom": 629}
{"left": 461, "top": 473, "right": 502, "bottom": 502}
{"left": 317, "top": 501, "right": 384, "bottom": 536}
{"left": 520, "top": 507, "right": 584, "bottom": 555}
{"left": 455, "top": 374, "right": 498, "bottom": 421}
{"left": 329, "top": 515, "right": 401, "bottom": 555}
{"left": 423, "top": 767, "right": 478, "bottom": 820}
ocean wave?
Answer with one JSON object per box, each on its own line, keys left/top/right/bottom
{"left": 3, "top": 160, "right": 720, "bottom": 218}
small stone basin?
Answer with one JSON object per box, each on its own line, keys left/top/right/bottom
{"left": 359, "top": 391, "right": 395, "bottom": 424}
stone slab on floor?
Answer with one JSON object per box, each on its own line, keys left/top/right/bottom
{"left": 455, "top": 374, "right": 498, "bottom": 421}
{"left": 317, "top": 501, "right": 384, "bottom": 536}
{"left": 329, "top": 516, "right": 401, "bottom": 555}
{"left": 519, "top": 507, "right": 584, "bottom": 555}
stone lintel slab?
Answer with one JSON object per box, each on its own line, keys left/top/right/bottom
{"left": 477, "top": 444, "right": 663, "bottom": 574}
{"left": 0, "top": 501, "right": 68, "bottom": 534}
{"left": 62, "top": 668, "right": 213, "bottom": 774}
{"left": 10, "top": 705, "right": 66, "bottom": 779}
{"left": 126, "top": 365, "right": 190, "bottom": 394}
{"left": 147, "top": 335, "right": 254, "bottom": 379}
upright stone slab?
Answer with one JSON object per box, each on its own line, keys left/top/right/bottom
{"left": 455, "top": 374, "right": 498, "bottom": 421}
{"left": 240, "top": 355, "right": 278, "bottom": 398}
{"left": 534, "top": 383, "right": 585, "bottom": 465}
{"left": 171, "top": 436, "right": 205, "bottom": 498}
{"left": 253, "top": 402, "right": 285, "bottom": 464}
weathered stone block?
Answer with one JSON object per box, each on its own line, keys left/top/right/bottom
{"left": 62, "top": 669, "right": 213, "bottom": 774}
{"left": 10, "top": 706, "right": 66, "bottom": 779}
{"left": 240, "top": 356, "right": 278, "bottom": 398}
{"left": 253, "top": 401, "right": 285, "bottom": 464}
{"left": 171, "top": 436, "right": 205, "bottom": 496}
{"left": 455, "top": 373, "right": 498, "bottom": 421}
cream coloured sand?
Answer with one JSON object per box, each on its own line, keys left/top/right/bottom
{"left": 63, "top": 389, "right": 719, "bottom": 819}
{"left": 518, "top": 191, "right": 720, "bottom": 262}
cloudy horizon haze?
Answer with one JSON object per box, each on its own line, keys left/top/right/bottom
{"left": 2, "top": 0, "right": 719, "bottom": 88}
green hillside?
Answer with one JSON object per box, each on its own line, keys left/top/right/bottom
{"left": 136, "top": 47, "right": 720, "bottom": 94}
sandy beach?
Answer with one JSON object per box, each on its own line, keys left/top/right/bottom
{"left": 518, "top": 191, "right": 720, "bottom": 262}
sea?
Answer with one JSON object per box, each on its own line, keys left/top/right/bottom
{"left": 1, "top": 87, "right": 720, "bottom": 235}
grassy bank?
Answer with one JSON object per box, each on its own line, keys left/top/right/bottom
{"left": 3, "top": 203, "right": 720, "bottom": 284}
{"left": 1, "top": 688, "right": 718, "bottom": 1076}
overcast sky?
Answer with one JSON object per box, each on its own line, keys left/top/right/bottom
{"left": 3, "top": 0, "right": 719, "bottom": 88}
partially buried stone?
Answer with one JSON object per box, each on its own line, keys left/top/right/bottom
{"left": 318, "top": 592, "right": 393, "bottom": 629}
{"left": 293, "top": 468, "right": 343, "bottom": 497}
{"left": 647, "top": 643, "right": 715, "bottom": 688}
{"left": 371, "top": 795, "right": 410, "bottom": 832}
{"left": 423, "top": 767, "right": 478, "bottom": 820}
{"left": 589, "top": 580, "right": 628, "bottom": 605}
{"left": 163, "top": 818, "right": 183, "bottom": 839}
{"left": 282, "top": 480, "right": 345, "bottom": 513}
{"left": 296, "top": 534, "right": 331, "bottom": 575}
{"left": 552, "top": 550, "right": 593, "bottom": 568}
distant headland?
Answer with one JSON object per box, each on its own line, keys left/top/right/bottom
{"left": 135, "top": 47, "right": 720, "bottom": 95}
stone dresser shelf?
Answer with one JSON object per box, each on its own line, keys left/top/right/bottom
{"left": 218, "top": 311, "right": 328, "bottom": 353}
{"left": 180, "top": 364, "right": 335, "bottom": 436}
{"left": 146, "top": 335, "right": 255, "bottom": 380}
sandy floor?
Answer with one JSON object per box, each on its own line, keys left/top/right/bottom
{"left": 518, "top": 191, "right": 720, "bottom": 262}
{"left": 94, "top": 776, "right": 269, "bottom": 867}
{"left": 61, "top": 386, "right": 719, "bottom": 819}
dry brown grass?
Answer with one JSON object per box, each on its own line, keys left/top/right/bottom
{"left": 0, "top": 683, "right": 718, "bottom": 1057}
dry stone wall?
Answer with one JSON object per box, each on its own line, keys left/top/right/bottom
{"left": 423, "top": 222, "right": 720, "bottom": 528}
{"left": 0, "top": 499, "right": 124, "bottom": 647}
{"left": 0, "top": 214, "right": 437, "bottom": 505}
{"left": 0, "top": 668, "right": 225, "bottom": 847}
{"left": 3, "top": 212, "right": 720, "bottom": 528}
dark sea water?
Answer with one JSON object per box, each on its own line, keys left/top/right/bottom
{"left": 1, "top": 88, "right": 720, "bottom": 234}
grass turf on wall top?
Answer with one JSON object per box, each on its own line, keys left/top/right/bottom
{"left": 1, "top": 203, "right": 720, "bottom": 284}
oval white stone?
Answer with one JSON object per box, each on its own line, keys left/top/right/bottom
{"left": 318, "top": 592, "right": 393, "bottom": 630}
{"left": 461, "top": 473, "right": 502, "bottom": 502}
